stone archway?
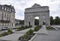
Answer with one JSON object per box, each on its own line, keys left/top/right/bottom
{"left": 24, "top": 3, "right": 50, "bottom": 27}
{"left": 34, "top": 16, "right": 39, "bottom": 26}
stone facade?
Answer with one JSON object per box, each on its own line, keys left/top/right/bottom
{"left": 24, "top": 4, "right": 50, "bottom": 27}
{"left": 0, "top": 5, "right": 15, "bottom": 30}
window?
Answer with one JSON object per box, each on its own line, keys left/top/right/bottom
{"left": 2, "top": 12, "right": 3, "bottom": 20}
{"left": 2, "top": 7, "right": 4, "bottom": 9}
{"left": 10, "top": 9, "right": 11, "bottom": 12}
{"left": 12, "top": 23, "right": 13, "bottom": 26}
{"left": 5, "top": 8, "right": 6, "bottom": 10}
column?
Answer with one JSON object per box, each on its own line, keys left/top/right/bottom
{"left": 30, "top": 16, "right": 35, "bottom": 27}
{"left": 39, "top": 16, "right": 43, "bottom": 26}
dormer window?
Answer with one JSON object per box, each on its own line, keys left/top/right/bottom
{"left": 12, "top": 9, "right": 14, "bottom": 12}
{"left": 0, "top": 6, "right": 1, "bottom": 9}
{"left": 12, "top": 9, "right": 13, "bottom": 11}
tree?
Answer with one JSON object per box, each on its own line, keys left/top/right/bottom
{"left": 50, "top": 16, "right": 54, "bottom": 25}
{"left": 19, "top": 20, "right": 24, "bottom": 25}
{"left": 54, "top": 16, "right": 60, "bottom": 25}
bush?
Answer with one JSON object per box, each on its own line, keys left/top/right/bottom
{"left": 24, "top": 25, "right": 32, "bottom": 28}
{"left": 18, "top": 28, "right": 35, "bottom": 41}
{"left": 16, "top": 25, "right": 32, "bottom": 31}
{"left": 7, "top": 29, "right": 13, "bottom": 33}
{"left": 25, "top": 26, "right": 29, "bottom": 28}
{"left": 23, "top": 34, "right": 28, "bottom": 39}
{"left": 29, "top": 25, "right": 32, "bottom": 28}
{"left": 26, "top": 29, "right": 34, "bottom": 35}
{"left": 16, "top": 26, "right": 26, "bottom": 31}
{"left": 22, "top": 29, "right": 34, "bottom": 40}
{"left": 18, "top": 34, "right": 28, "bottom": 41}
{"left": 34, "top": 26, "right": 40, "bottom": 31}
{"left": 0, "top": 32, "right": 10, "bottom": 37}
{"left": 0, "top": 29, "right": 13, "bottom": 37}
{"left": 0, "top": 34, "right": 2, "bottom": 37}
{"left": 46, "top": 26, "right": 55, "bottom": 30}
{"left": 0, "top": 32, "right": 8, "bottom": 36}
{"left": 16, "top": 27, "right": 22, "bottom": 31}
{"left": 21, "top": 26, "right": 25, "bottom": 29}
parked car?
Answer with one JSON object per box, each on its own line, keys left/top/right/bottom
{"left": 2, "top": 27, "right": 8, "bottom": 30}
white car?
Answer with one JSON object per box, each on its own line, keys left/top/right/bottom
{"left": 2, "top": 27, "right": 8, "bottom": 30}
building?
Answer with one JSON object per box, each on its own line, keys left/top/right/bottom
{"left": 24, "top": 3, "right": 50, "bottom": 27}
{"left": 0, "top": 5, "right": 15, "bottom": 30}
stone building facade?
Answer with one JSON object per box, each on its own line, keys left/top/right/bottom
{"left": 0, "top": 5, "right": 15, "bottom": 30}
{"left": 24, "top": 4, "right": 50, "bottom": 27}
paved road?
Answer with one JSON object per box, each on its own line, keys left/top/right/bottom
{"left": 36, "top": 25, "right": 48, "bottom": 34}
{"left": 33, "top": 30, "right": 60, "bottom": 41}
{"left": 1, "top": 26, "right": 60, "bottom": 41}
{"left": 33, "top": 25, "right": 60, "bottom": 41}
{"left": 0, "top": 28, "right": 34, "bottom": 41}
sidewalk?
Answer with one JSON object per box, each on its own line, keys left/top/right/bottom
{"left": 32, "top": 25, "right": 60, "bottom": 41}
{"left": 32, "top": 25, "right": 48, "bottom": 41}
{"left": 0, "top": 28, "right": 34, "bottom": 41}
{"left": 35, "top": 25, "right": 48, "bottom": 35}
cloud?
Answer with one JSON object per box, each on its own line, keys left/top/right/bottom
{"left": 0, "top": 0, "right": 60, "bottom": 20}
{"left": 48, "top": 0, "right": 60, "bottom": 18}
{"left": 15, "top": 15, "right": 24, "bottom": 20}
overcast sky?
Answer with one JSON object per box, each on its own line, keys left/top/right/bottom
{"left": 0, "top": 0, "right": 60, "bottom": 20}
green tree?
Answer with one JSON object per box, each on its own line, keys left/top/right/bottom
{"left": 20, "top": 20, "right": 24, "bottom": 25}
{"left": 50, "top": 16, "right": 54, "bottom": 25}
{"left": 54, "top": 16, "right": 60, "bottom": 25}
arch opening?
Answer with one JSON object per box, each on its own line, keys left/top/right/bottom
{"left": 34, "top": 16, "right": 39, "bottom": 26}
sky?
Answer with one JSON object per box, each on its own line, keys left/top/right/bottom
{"left": 0, "top": 0, "right": 60, "bottom": 20}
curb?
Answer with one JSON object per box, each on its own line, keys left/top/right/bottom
{"left": 29, "top": 34, "right": 37, "bottom": 41}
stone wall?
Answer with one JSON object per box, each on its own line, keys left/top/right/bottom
{"left": 0, "top": 5, "right": 15, "bottom": 30}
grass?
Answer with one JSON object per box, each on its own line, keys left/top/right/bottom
{"left": 18, "top": 25, "right": 41, "bottom": 41}
{"left": 19, "top": 29, "right": 34, "bottom": 41}
{"left": 46, "top": 26, "right": 55, "bottom": 30}
{"left": 0, "top": 29, "right": 13, "bottom": 37}
{"left": 34, "top": 25, "right": 41, "bottom": 31}
{"left": 26, "top": 29, "right": 34, "bottom": 35}
{"left": 16, "top": 26, "right": 32, "bottom": 31}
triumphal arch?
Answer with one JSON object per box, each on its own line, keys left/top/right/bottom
{"left": 24, "top": 3, "right": 50, "bottom": 27}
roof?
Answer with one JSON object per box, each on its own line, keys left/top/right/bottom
{"left": 0, "top": 4, "right": 15, "bottom": 12}
{"left": 32, "top": 3, "right": 41, "bottom": 7}
{"left": 4, "top": 5, "right": 14, "bottom": 9}
{"left": 25, "top": 3, "right": 49, "bottom": 10}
